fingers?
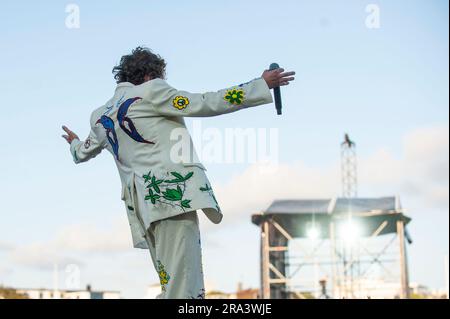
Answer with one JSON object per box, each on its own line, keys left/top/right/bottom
{"left": 279, "top": 71, "right": 295, "bottom": 77}
{"left": 268, "top": 68, "right": 295, "bottom": 77}
{"left": 262, "top": 68, "right": 296, "bottom": 89}
{"left": 280, "top": 76, "right": 295, "bottom": 82}
{"left": 273, "top": 69, "right": 296, "bottom": 78}
{"left": 266, "top": 68, "right": 284, "bottom": 76}
{"left": 62, "top": 125, "right": 76, "bottom": 144}
{"left": 62, "top": 125, "right": 72, "bottom": 134}
{"left": 274, "top": 70, "right": 296, "bottom": 84}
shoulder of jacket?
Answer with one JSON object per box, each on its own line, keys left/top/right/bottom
{"left": 89, "top": 106, "right": 105, "bottom": 126}
{"left": 140, "top": 78, "right": 172, "bottom": 91}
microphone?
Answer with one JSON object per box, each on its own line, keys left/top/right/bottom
{"left": 269, "top": 63, "right": 282, "bottom": 115}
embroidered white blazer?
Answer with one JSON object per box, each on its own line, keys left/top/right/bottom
{"left": 69, "top": 77, "right": 273, "bottom": 248}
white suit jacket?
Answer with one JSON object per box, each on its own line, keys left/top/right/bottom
{"left": 69, "top": 77, "right": 273, "bottom": 249}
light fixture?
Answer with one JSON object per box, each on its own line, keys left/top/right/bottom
{"left": 307, "top": 227, "right": 320, "bottom": 240}
{"left": 339, "top": 221, "right": 360, "bottom": 244}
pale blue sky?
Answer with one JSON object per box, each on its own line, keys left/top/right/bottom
{"left": 0, "top": 0, "right": 448, "bottom": 298}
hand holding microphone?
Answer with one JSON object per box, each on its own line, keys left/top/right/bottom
{"left": 261, "top": 65, "right": 295, "bottom": 115}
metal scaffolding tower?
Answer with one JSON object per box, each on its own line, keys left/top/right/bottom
{"left": 253, "top": 198, "right": 411, "bottom": 299}
{"left": 341, "top": 134, "right": 358, "bottom": 198}
{"left": 253, "top": 135, "right": 412, "bottom": 299}
{"left": 338, "top": 134, "right": 360, "bottom": 298}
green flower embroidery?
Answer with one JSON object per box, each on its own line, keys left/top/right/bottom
{"left": 224, "top": 88, "right": 245, "bottom": 105}
{"left": 157, "top": 260, "right": 170, "bottom": 291}
{"left": 143, "top": 171, "right": 194, "bottom": 211}
{"left": 163, "top": 186, "right": 183, "bottom": 201}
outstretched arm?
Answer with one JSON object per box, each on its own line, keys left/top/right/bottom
{"left": 145, "top": 68, "right": 295, "bottom": 117}
{"left": 62, "top": 124, "right": 104, "bottom": 164}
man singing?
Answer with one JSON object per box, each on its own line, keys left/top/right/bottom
{"left": 62, "top": 46, "right": 295, "bottom": 298}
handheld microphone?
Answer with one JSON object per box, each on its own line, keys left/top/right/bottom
{"left": 269, "top": 63, "right": 282, "bottom": 115}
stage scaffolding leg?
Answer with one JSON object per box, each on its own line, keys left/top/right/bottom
{"left": 261, "top": 220, "right": 271, "bottom": 299}
{"left": 329, "top": 221, "right": 339, "bottom": 298}
{"left": 397, "top": 219, "right": 410, "bottom": 299}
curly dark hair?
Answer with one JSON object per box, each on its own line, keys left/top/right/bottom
{"left": 112, "top": 46, "right": 166, "bottom": 85}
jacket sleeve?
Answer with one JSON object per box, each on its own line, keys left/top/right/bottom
{"left": 69, "top": 112, "right": 105, "bottom": 164}
{"left": 143, "top": 77, "right": 273, "bottom": 117}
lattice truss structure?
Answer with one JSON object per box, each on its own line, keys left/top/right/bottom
{"left": 341, "top": 134, "right": 358, "bottom": 198}
{"left": 253, "top": 197, "right": 412, "bottom": 299}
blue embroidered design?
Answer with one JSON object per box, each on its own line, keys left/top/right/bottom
{"left": 96, "top": 115, "right": 119, "bottom": 161}
{"left": 104, "top": 93, "right": 125, "bottom": 116}
{"left": 104, "top": 104, "right": 113, "bottom": 116}
{"left": 238, "top": 80, "right": 251, "bottom": 87}
{"left": 117, "top": 97, "right": 155, "bottom": 145}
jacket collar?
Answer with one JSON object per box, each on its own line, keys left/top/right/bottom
{"left": 115, "top": 82, "right": 134, "bottom": 91}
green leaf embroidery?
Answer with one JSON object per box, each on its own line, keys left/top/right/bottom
{"left": 165, "top": 178, "right": 184, "bottom": 183}
{"left": 200, "top": 183, "right": 220, "bottom": 207}
{"left": 170, "top": 172, "right": 184, "bottom": 180}
{"left": 150, "top": 176, "right": 163, "bottom": 193}
{"left": 152, "top": 195, "right": 161, "bottom": 204}
{"left": 172, "top": 172, "right": 184, "bottom": 179}
{"left": 181, "top": 200, "right": 192, "bottom": 209}
{"left": 166, "top": 171, "right": 194, "bottom": 183}
{"left": 145, "top": 188, "right": 161, "bottom": 204}
{"left": 143, "top": 171, "right": 194, "bottom": 211}
{"left": 199, "top": 184, "right": 212, "bottom": 192}
{"left": 143, "top": 172, "right": 152, "bottom": 183}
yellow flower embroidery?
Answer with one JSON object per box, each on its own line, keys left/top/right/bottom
{"left": 157, "top": 260, "right": 171, "bottom": 291}
{"left": 172, "top": 96, "right": 190, "bottom": 110}
{"left": 224, "top": 88, "right": 245, "bottom": 105}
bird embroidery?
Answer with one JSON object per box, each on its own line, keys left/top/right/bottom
{"left": 96, "top": 115, "right": 120, "bottom": 161}
{"left": 117, "top": 97, "right": 155, "bottom": 145}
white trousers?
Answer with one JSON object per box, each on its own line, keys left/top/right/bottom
{"left": 144, "top": 211, "right": 205, "bottom": 299}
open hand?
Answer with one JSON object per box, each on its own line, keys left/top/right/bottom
{"left": 61, "top": 125, "right": 79, "bottom": 144}
{"left": 262, "top": 68, "right": 296, "bottom": 89}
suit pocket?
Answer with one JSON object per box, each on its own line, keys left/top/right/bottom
{"left": 121, "top": 175, "right": 137, "bottom": 212}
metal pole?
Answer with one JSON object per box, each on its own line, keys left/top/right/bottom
{"left": 397, "top": 218, "right": 410, "bottom": 299}
{"left": 261, "top": 220, "right": 271, "bottom": 299}
{"left": 445, "top": 255, "right": 449, "bottom": 299}
{"left": 329, "top": 221, "right": 339, "bottom": 298}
